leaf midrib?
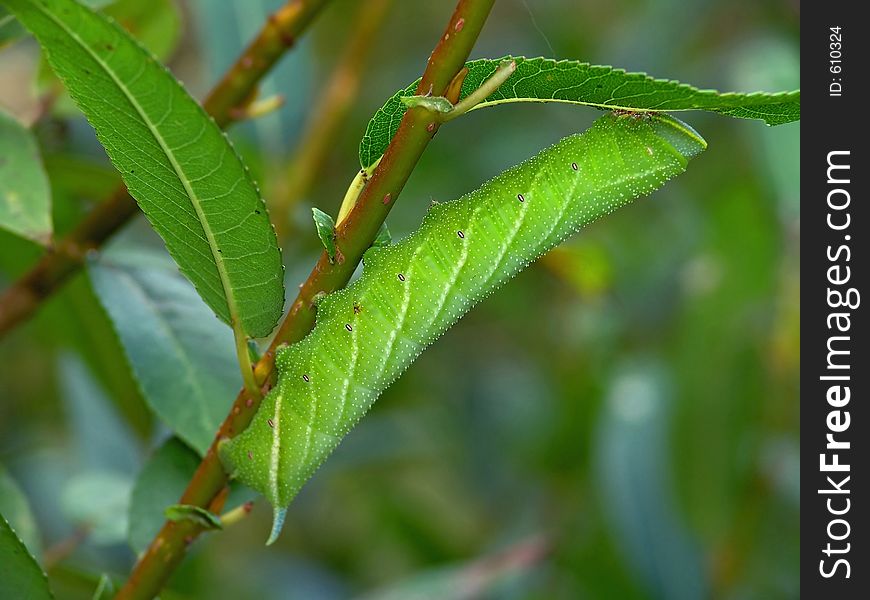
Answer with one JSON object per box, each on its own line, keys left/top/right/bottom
{"left": 466, "top": 94, "right": 798, "bottom": 115}
{"left": 37, "top": 1, "right": 241, "bottom": 327}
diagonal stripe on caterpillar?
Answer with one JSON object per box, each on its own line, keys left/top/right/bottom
{"left": 219, "top": 112, "right": 706, "bottom": 542}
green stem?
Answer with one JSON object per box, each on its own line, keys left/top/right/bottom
{"left": 233, "top": 326, "right": 260, "bottom": 401}
{"left": 219, "top": 501, "right": 254, "bottom": 528}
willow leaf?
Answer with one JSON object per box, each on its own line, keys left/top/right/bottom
{"left": 0, "top": 109, "right": 52, "bottom": 245}
{"left": 359, "top": 56, "right": 799, "bottom": 169}
{"left": 0, "top": 514, "right": 53, "bottom": 600}
{"left": 221, "top": 112, "right": 706, "bottom": 542}
{"left": 3, "top": 0, "right": 284, "bottom": 337}
{"left": 89, "top": 242, "right": 241, "bottom": 454}
{"left": 127, "top": 437, "right": 199, "bottom": 554}
{"left": 311, "top": 207, "right": 337, "bottom": 263}
{"left": 0, "top": 466, "right": 41, "bottom": 559}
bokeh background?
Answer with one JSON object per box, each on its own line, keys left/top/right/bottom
{"left": 0, "top": 0, "right": 799, "bottom": 598}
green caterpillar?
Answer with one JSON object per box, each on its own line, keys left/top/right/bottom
{"left": 219, "top": 112, "right": 706, "bottom": 541}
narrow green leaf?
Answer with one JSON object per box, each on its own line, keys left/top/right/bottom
{"left": 2, "top": 0, "right": 109, "bottom": 47}
{"left": 0, "top": 108, "right": 52, "bottom": 244}
{"left": 36, "top": 0, "right": 183, "bottom": 116}
{"left": 0, "top": 465, "right": 41, "bottom": 559}
{"left": 0, "top": 513, "right": 53, "bottom": 599}
{"left": 359, "top": 56, "right": 800, "bottom": 168}
{"left": 595, "top": 364, "right": 706, "bottom": 599}
{"left": 59, "top": 353, "right": 139, "bottom": 473}
{"left": 127, "top": 438, "right": 199, "bottom": 554}
{"left": 4, "top": 0, "right": 285, "bottom": 337}
{"left": 88, "top": 243, "right": 242, "bottom": 454}
{"left": 164, "top": 504, "right": 223, "bottom": 530}
{"left": 60, "top": 471, "right": 132, "bottom": 545}
{"left": 247, "top": 339, "right": 262, "bottom": 364}
{"left": 372, "top": 223, "right": 391, "bottom": 247}
{"left": 311, "top": 207, "right": 336, "bottom": 263}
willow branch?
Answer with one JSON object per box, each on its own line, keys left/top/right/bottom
{"left": 114, "top": 1, "right": 495, "bottom": 598}
{"left": 0, "top": 0, "right": 331, "bottom": 339}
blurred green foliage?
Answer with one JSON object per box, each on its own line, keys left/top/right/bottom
{"left": 0, "top": 0, "right": 798, "bottom": 598}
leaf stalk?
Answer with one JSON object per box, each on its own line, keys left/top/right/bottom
{"left": 233, "top": 326, "right": 261, "bottom": 402}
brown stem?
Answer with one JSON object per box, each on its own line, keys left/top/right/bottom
{"left": 203, "top": 0, "right": 329, "bottom": 128}
{"left": 42, "top": 527, "right": 90, "bottom": 571}
{"left": 271, "top": 0, "right": 392, "bottom": 240}
{"left": 0, "top": 0, "right": 331, "bottom": 340}
{"left": 114, "top": 1, "right": 495, "bottom": 598}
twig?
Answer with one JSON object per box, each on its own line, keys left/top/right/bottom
{"left": 202, "top": 0, "right": 330, "bottom": 129}
{"left": 0, "top": 0, "right": 332, "bottom": 339}
{"left": 42, "top": 526, "right": 90, "bottom": 571}
{"left": 271, "top": 0, "right": 392, "bottom": 240}
{"left": 219, "top": 501, "right": 255, "bottom": 528}
{"left": 113, "top": 1, "right": 496, "bottom": 598}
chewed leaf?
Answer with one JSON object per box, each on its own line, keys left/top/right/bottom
{"left": 5, "top": 0, "right": 284, "bottom": 337}
{"left": 359, "top": 56, "right": 799, "bottom": 169}
{"left": 220, "top": 112, "right": 706, "bottom": 542}
{"left": 312, "top": 207, "right": 337, "bottom": 263}
{"left": 164, "top": 504, "right": 223, "bottom": 530}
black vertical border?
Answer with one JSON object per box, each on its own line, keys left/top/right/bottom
{"left": 802, "top": 1, "right": 867, "bottom": 596}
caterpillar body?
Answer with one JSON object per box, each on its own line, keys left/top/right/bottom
{"left": 219, "top": 113, "right": 706, "bottom": 541}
